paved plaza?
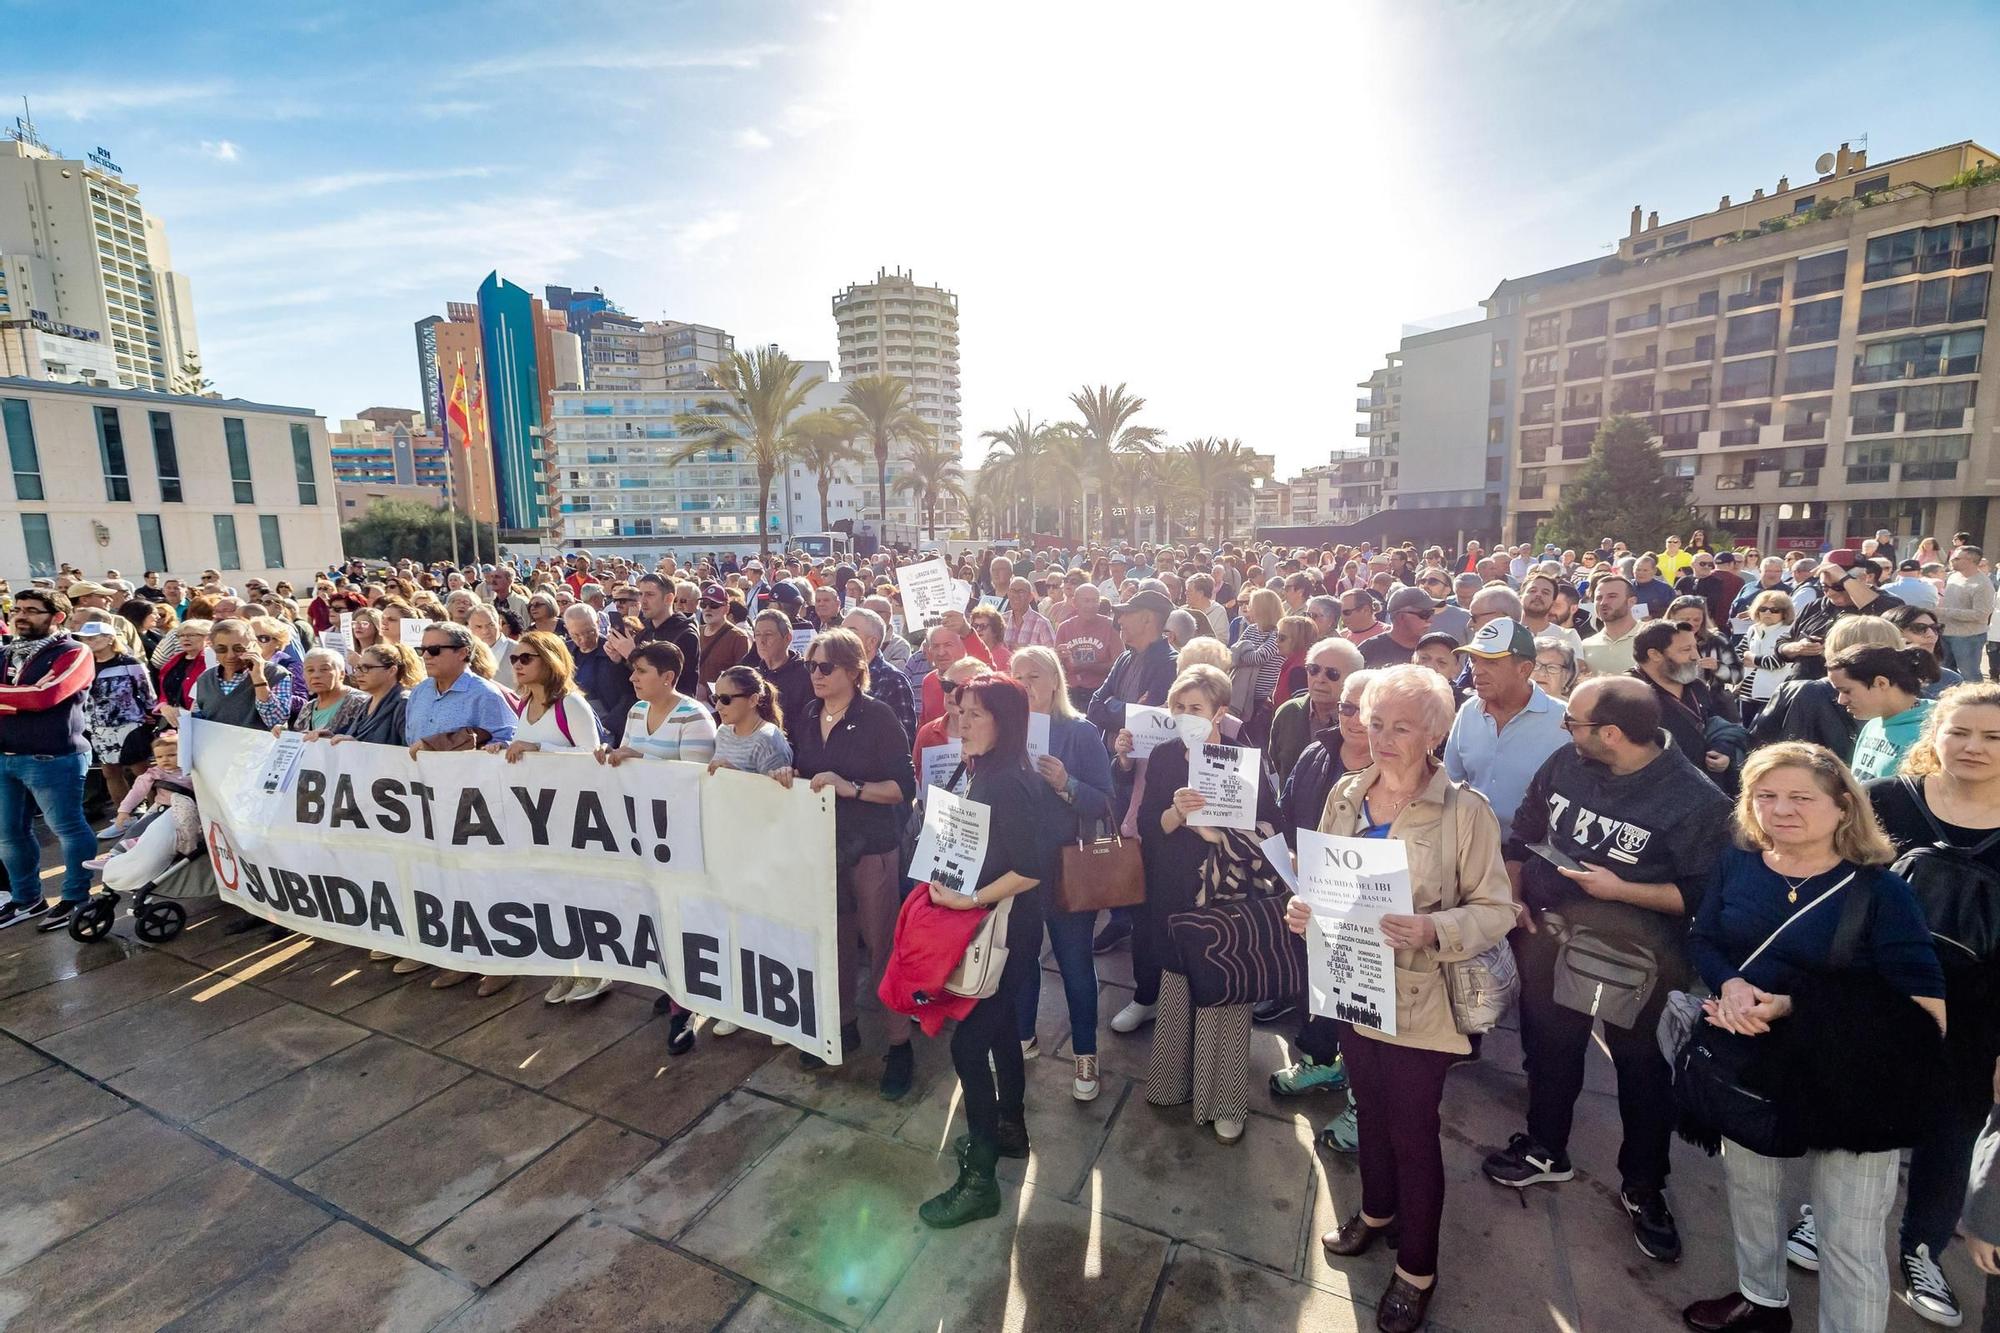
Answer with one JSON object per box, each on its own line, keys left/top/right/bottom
{"left": 0, "top": 869, "right": 1984, "bottom": 1332}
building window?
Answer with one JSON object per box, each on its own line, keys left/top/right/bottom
{"left": 138, "top": 514, "right": 167, "bottom": 572}
{"left": 1491, "top": 339, "right": 1509, "bottom": 369}
{"left": 1852, "top": 174, "right": 1889, "bottom": 198}
{"left": 1720, "top": 357, "right": 1775, "bottom": 401}
{"left": 20, "top": 513, "right": 53, "bottom": 576}
{"left": 1789, "top": 297, "right": 1843, "bottom": 346}
{"left": 224, "top": 418, "right": 253, "bottom": 503}
{"left": 148, "top": 411, "right": 182, "bottom": 503}
{"left": 213, "top": 514, "right": 241, "bottom": 571}
{"left": 1793, "top": 250, "right": 1848, "bottom": 299}
{"left": 1865, "top": 229, "right": 1921, "bottom": 282}
{"left": 1783, "top": 346, "right": 1838, "bottom": 395}
{"left": 94, "top": 406, "right": 131, "bottom": 502}
{"left": 259, "top": 514, "right": 284, "bottom": 568}
{"left": 2, "top": 398, "right": 42, "bottom": 501}
{"left": 289, "top": 424, "right": 318, "bottom": 504}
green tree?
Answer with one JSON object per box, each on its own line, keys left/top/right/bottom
{"left": 980, "top": 411, "right": 1058, "bottom": 537}
{"left": 841, "top": 375, "right": 933, "bottom": 527}
{"left": 674, "top": 346, "right": 823, "bottom": 565}
{"left": 892, "top": 435, "right": 967, "bottom": 539}
{"left": 171, "top": 356, "right": 213, "bottom": 396}
{"left": 785, "top": 408, "right": 866, "bottom": 532}
{"left": 1064, "top": 383, "right": 1162, "bottom": 546}
{"left": 341, "top": 501, "right": 498, "bottom": 565}
{"left": 1534, "top": 414, "right": 1694, "bottom": 552}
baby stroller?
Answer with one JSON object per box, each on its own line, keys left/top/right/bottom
{"left": 70, "top": 774, "right": 216, "bottom": 944}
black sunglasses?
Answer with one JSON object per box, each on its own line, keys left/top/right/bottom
{"left": 509, "top": 652, "right": 539, "bottom": 665}
{"left": 1405, "top": 607, "right": 1434, "bottom": 620}
{"left": 940, "top": 679, "right": 965, "bottom": 696}
{"left": 1304, "top": 663, "right": 1342, "bottom": 679}
{"left": 713, "top": 692, "right": 747, "bottom": 706}
{"left": 418, "top": 644, "right": 458, "bottom": 657}
{"left": 806, "top": 661, "right": 844, "bottom": 677}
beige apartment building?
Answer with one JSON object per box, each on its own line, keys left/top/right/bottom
{"left": 832, "top": 267, "right": 962, "bottom": 450}
{"left": 1494, "top": 139, "right": 1999, "bottom": 552}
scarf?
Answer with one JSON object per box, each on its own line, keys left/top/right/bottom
{"left": 3, "top": 631, "right": 68, "bottom": 684}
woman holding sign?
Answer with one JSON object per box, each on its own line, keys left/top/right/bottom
{"left": 916, "top": 674, "right": 1051, "bottom": 1229}
{"left": 1286, "top": 664, "right": 1514, "bottom": 1333}
{"left": 1137, "top": 664, "right": 1281, "bottom": 1145}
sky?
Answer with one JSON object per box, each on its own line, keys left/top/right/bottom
{"left": 11, "top": 0, "right": 2000, "bottom": 477}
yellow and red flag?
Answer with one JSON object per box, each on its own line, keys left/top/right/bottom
{"left": 445, "top": 356, "right": 472, "bottom": 448}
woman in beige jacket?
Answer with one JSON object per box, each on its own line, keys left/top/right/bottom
{"left": 1285, "top": 664, "right": 1515, "bottom": 1333}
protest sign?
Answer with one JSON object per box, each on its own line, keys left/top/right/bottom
{"left": 1124, "top": 704, "right": 1179, "bottom": 758}
{"left": 400, "top": 618, "right": 431, "bottom": 647}
{"left": 339, "top": 611, "right": 354, "bottom": 641}
{"left": 918, "top": 740, "right": 964, "bottom": 794}
{"left": 908, "top": 785, "right": 990, "bottom": 897}
{"left": 1295, "top": 829, "right": 1414, "bottom": 1035}
{"left": 790, "top": 626, "right": 818, "bottom": 656}
{"left": 1188, "top": 741, "right": 1260, "bottom": 831}
{"left": 1026, "top": 711, "right": 1051, "bottom": 763}
{"left": 187, "top": 719, "right": 845, "bottom": 1062}
{"left": 895, "top": 558, "right": 957, "bottom": 628}
{"left": 318, "top": 629, "right": 351, "bottom": 658}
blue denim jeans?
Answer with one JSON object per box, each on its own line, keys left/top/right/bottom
{"left": 0, "top": 750, "right": 94, "bottom": 905}
{"left": 1015, "top": 908, "right": 1099, "bottom": 1056}
{"left": 1944, "top": 634, "right": 1988, "bottom": 680}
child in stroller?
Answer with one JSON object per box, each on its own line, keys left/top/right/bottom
{"left": 72, "top": 730, "right": 208, "bottom": 942}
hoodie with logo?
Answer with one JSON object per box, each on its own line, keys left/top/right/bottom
{"left": 1506, "top": 739, "right": 1734, "bottom": 964}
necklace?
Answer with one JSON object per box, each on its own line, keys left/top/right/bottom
{"left": 1766, "top": 852, "right": 1836, "bottom": 903}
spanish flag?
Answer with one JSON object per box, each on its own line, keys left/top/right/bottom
{"left": 445, "top": 356, "right": 472, "bottom": 448}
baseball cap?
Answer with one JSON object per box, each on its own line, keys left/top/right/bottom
{"left": 1386, "top": 586, "right": 1439, "bottom": 619}
{"left": 699, "top": 583, "right": 728, "bottom": 606}
{"left": 75, "top": 620, "right": 119, "bottom": 639}
{"left": 770, "top": 582, "right": 805, "bottom": 607}
{"left": 1108, "top": 588, "right": 1173, "bottom": 620}
{"left": 1898, "top": 558, "right": 1922, "bottom": 572}
{"left": 1454, "top": 616, "right": 1536, "bottom": 661}
{"left": 1415, "top": 631, "right": 1461, "bottom": 654}
{"left": 65, "top": 580, "right": 114, "bottom": 600}
{"left": 1715, "top": 551, "right": 1738, "bottom": 565}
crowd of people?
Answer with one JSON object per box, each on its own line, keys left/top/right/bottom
{"left": 1, "top": 526, "right": 1997, "bottom": 1332}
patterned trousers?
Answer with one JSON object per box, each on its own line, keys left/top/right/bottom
{"left": 1144, "top": 971, "right": 1251, "bottom": 1126}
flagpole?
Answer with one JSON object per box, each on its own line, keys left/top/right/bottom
{"left": 444, "top": 356, "right": 461, "bottom": 567}
{"left": 469, "top": 354, "right": 484, "bottom": 568}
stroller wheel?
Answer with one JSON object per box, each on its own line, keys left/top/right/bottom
{"left": 135, "top": 899, "right": 188, "bottom": 943}
{"left": 68, "top": 897, "right": 116, "bottom": 942}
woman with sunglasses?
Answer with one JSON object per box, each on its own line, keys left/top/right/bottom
{"left": 706, "top": 664, "right": 791, "bottom": 778}
{"left": 466, "top": 602, "right": 517, "bottom": 691}
{"left": 909, "top": 657, "right": 993, "bottom": 780}
{"left": 774, "top": 628, "right": 919, "bottom": 1098}
{"left": 1268, "top": 637, "right": 1364, "bottom": 787}
{"left": 329, "top": 642, "right": 421, "bottom": 746}
{"left": 346, "top": 606, "right": 384, "bottom": 662}
{"left": 1885, "top": 604, "right": 1964, "bottom": 697}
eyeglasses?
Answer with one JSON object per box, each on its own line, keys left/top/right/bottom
{"left": 806, "top": 660, "right": 844, "bottom": 677}
{"left": 417, "top": 644, "right": 458, "bottom": 657}
{"left": 712, "top": 692, "right": 747, "bottom": 706}
{"left": 509, "top": 652, "right": 539, "bottom": 665}
{"left": 1908, "top": 622, "right": 1940, "bottom": 635}
{"left": 939, "top": 679, "right": 965, "bottom": 696}
{"left": 354, "top": 659, "right": 390, "bottom": 672}
{"left": 1404, "top": 607, "right": 1434, "bottom": 620}
{"left": 1561, "top": 715, "right": 1608, "bottom": 732}
{"left": 255, "top": 634, "right": 279, "bottom": 644}
{"left": 1304, "top": 664, "right": 1342, "bottom": 680}
{"left": 1336, "top": 703, "right": 1361, "bottom": 717}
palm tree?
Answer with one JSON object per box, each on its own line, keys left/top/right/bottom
{"left": 1102, "top": 448, "right": 1153, "bottom": 543}
{"left": 1064, "top": 384, "right": 1163, "bottom": 546}
{"left": 966, "top": 464, "right": 1005, "bottom": 541}
{"left": 841, "top": 375, "right": 933, "bottom": 529}
{"left": 892, "top": 436, "right": 967, "bottom": 539}
{"left": 1040, "top": 425, "right": 1089, "bottom": 540}
{"left": 1177, "top": 437, "right": 1256, "bottom": 544}
{"left": 784, "top": 408, "right": 866, "bottom": 533}
{"left": 979, "top": 411, "right": 1058, "bottom": 537}
{"left": 672, "top": 346, "right": 822, "bottom": 565}
{"left": 1146, "top": 449, "right": 1194, "bottom": 544}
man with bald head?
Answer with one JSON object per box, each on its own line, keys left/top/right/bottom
{"left": 1482, "top": 674, "right": 1733, "bottom": 1267}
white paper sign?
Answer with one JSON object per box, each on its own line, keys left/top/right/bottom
{"left": 919, "top": 740, "right": 964, "bottom": 794}
{"left": 319, "top": 630, "right": 351, "bottom": 658}
{"left": 1260, "top": 832, "right": 1300, "bottom": 895}
{"left": 1296, "top": 829, "right": 1414, "bottom": 1035}
{"left": 1124, "top": 703, "right": 1179, "bottom": 758}
{"left": 1187, "top": 742, "right": 1260, "bottom": 831}
{"left": 908, "top": 785, "right": 990, "bottom": 897}
{"left": 790, "top": 626, "right": 818, "bottom": 656}
{"left": 895, "top": 559, "right": 957, "bottom": 628}
{"left": 255, "top": 731, "right": 307, "bottom": 796}
{"left": 400, "top": 619, "right": 431, "bottom": 647}
{"left": 1026, "top": 711, "right": 1051, "bottom": 763}
{"left": 339, "top": 611, "right": 354, "bottom": 641}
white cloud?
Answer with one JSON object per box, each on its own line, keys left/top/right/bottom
{"left": 29, "top": 80, "right": 228, "bottom": 120}
{"left": 293, "top": 166, "right": 495, "bottom": 198}
{"left": 199, "top": 140, "right": 241, "bottom": 162}
{"left": 457, "top": 44, "right": 781, "bottom": 81}
{"left": 776, "top": 103, "right": 830, "bottom": 136}
{"left": 672, "top": 210, "right": 743, "bottom": 257}
{"left": 415, "top": 100, "right": 491, "bottom": 120}
{"left": 733, "top": 127, "right": 774, "bottom": 151}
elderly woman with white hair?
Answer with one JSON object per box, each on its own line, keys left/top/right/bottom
{"left": 286, "top": 646, "right": 367, "bottom": 735}
{"left": 467, "top": 602, "right": 518, "bottom": 691}
{"left": 1287, "top": 664, "right": 1515, "bottom": 1333}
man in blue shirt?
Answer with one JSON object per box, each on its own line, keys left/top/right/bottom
{"left": 1442, "top": 618, "right": 1569, "bottom": 831}
{"left": 404, "top": 623, "right": 518, "bottom": 751}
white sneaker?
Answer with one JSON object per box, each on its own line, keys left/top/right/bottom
{"left": 1110, "top": 1001, "right": 1157, "bottom": 1034}
{"left": 710, "top": 1019, "right": 739, "bottom": 1037}
{"left": 1073, "top": 1055, "right": 1100, "bottom": 1102}
{"left": 564, "top": 977, "right": 612, "bottom": 1003}
{"left": 1213, "top": 1117, "right": 1245, "bottom": 1144}
{"left": 543, "top": 977, "right": 575, "bottom": 1004}
{"left": 1785, "top": 1206, "right": 1818, "bottom": 1271}
{"left": 1021, "top": 1036, "right": 1040, "bottom": 1060}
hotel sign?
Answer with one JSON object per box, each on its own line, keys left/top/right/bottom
{"left": 23, "top": 310, "right": 101, "bottom": 342}
{"left": 87, "top": 146, "right": 121, "bottom": 175}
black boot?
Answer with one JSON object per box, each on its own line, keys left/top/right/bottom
{"left": 666, "top": 1008, "right": 694, "bottom": 1057}
{"left": 878, "top": 1042, "right": 914, "bottom": 1101}
{"left": 954, "top": 1119, "right": 1029, "bottom": 1160}
{"left": 918, "top": 1162, "right": 1002, "bottom": 1229}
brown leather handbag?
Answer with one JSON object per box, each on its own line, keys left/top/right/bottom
{"left": 1054, "top": 822, "right": 1146, "bottom": 915}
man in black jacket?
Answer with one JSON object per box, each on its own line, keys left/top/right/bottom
{"left": 1484, "top": 677, "right": 1733, "bottom": 1267}
{"left": 749, "top": 608, "right": 813, "bottom": 729}
{"left": 1629, "top": 620, "right": 1740, "bottom": 789}
{"left": 615, "top": 573, "right": 700, "bottom": 698}
{"left": 1779, "top": 557, "right": 1901, "bottom": 681}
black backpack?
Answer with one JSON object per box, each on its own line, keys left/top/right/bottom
{"left": 1891, "top": 777, "right": 2000, "bottom": 967}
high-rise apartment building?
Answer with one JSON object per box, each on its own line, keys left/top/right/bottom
{"left": 0, "top": 124, "right": 199, "bottom": 393}
{"left": 580, "top": 314, "right": 733, "bottom": 392}
{"left": 1490, "top": 139, "right": 1999, "bottom": 551}
{"left": 474, "top": 273, "right": 559, "bottom": 536}
{"left": 832, "top": 267, "right": 961, "bottom": 449}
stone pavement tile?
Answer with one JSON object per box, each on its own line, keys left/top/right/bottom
{"left": 0, "top": 1157, "right": 327, "bottom": 1333}
{"left": 141, "top": 901, "right": 233, "bottom": 960}
{"left": 39, "top": 969, "right": 284, "bottom": 1079}
{"left": 108, "top": 1001, "right": 367, "bottom": 1121}
{"left": 295, "top": 1071, "right": 586, "bottom": 1243}
{"left": 0, "top": 1033, "right": 48, "bottom": 1085}
{"left": 437, "top": 1215, "right": 742, "bottom": 1332}
{"left": 0, "top": 925, "right": 126, "bottom": 1002}
{"left": 681, "top": 1114, "right": 932, "bottom": 1327}
{"left": 1092, "top": 938, "right": 1136, "bottom": 990}
{"left": 742, "top": 1023, "right": 951, "bottom": 1136}
{"left": 0, "top": 1065, "right": 129, "bottom": 1167}
{"left": 0, "top": 946, "right": 204, "bottom": 1040}
{"left": 252, "top": 940, "right": 420, "bottom": 1013}
{"left": 438, "top": 984, "right": 655, "bottom": 1089}
{"left": 194, "top": 1032, "right": 470, "bottom": 1177}
{"left": 162, "top": 1221, "right": 472, "bottom": 1333}
{"left": 1017, "top": 960, "right": 1084, "bottom": 1053}
{"left": 551, "top": 1020, "right": 778, "bottom": 1140}
{"left": 601, "top": 1092, "right": 806, "bottom": 1241}
{"left": 343, "top": 967, "right": 538, "bottom": 1047}
{"left": 0, "top": 1108, "right": 218, "bottom": 1275}
{"left": 1150, "top": 1244, "right": 1367, "bottom": 1333}
{"left": 892, "top": 1044, "right": 1119, "bottom": 1197}
{"left": 1093, "top": 1098, "right": 1315, "bottom": 1274}
{"left": 420, "top": 1118, "right": 659, "bottom": 1286}
{"left": 867, "top": 1180, "right": 1169, "bottom": 1333}
{"left": 720, "top": 1292, "right": 841, "bottom": 1331}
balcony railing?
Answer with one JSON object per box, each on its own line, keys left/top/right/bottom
{"left": 1521, "top": 369, "right": 1557, "bottom": 388}
{"left": 1667, "top": 300, "right": 1720, "bottom": 323}
{"left": 1521, "top": 406, "right": 1555, "bottom": 425}
{"left": 1664, "top": 342, "right": 1714, "bottom": 366}
{"left": 1794, "top": 272, "right": 1846, "bottom": 299}
{"left": 1613, "top": 308, "right": 1662, "bottom": 334}
{"left": 1560, "top": 442, "right": 1594, "bottom": 460}
{"left": 1723, "top": 333, "right": 1779, "bottom": 356}
{"left": 1525, "top": 330, "right": 1559, "bottom": 351}
{"left": 1853, "top": 353, "right": 1984, "bottom": 384}
{"left": 1846, "top": 463, "right": 1892, "bottom": 484}
{"left": 1611, "top": 392, "right": 1655, "bottom": 414}
{"left": 1849, "top": 412, "right": 1897, "bottom": 434}
{"left": 1562, "top": 402, "right": 1603, "bottom": 421}
{"left": 1727, "top": 284, "right": 1784, "bottom": 312}
{"left": 1783, "top": 421, "right": 1828, "bottom": 441}
{"left": 1720, "top": 381, "right": 1775, "bottom": 402}
{"left": 1567, "top": 359, "right": 1605, "bottom": 379}
{"left": 1719, "top": 426, "right": 1763, "bottom": 446}
{"left": 1782, "top": 376, "right": 1837, "bottom": 396}
{"left": 1659, "top": 433, "right": 1700, "bottom": 452}
{"left": 1662, "top": 386, "right": 1713, "bottom": 408}
{"left": 1612, "top": 351, "right": 1657, "bottom": 375}
{"left": 1567, "top": 322, "right": 1609, "bottom": 343}
{"left": 1355, "top": 397, "right": 1372, "bottom": 412}
{"left": 1779, "top": 468, "right": 1820, "bottom": 487}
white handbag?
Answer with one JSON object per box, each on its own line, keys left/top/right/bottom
{"left": 945, "top": 896, "right": 1013, "bottom": 1000}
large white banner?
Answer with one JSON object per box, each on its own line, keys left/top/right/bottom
{"left": 186, "top": 719, "right": 846, "bottom": 1063}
